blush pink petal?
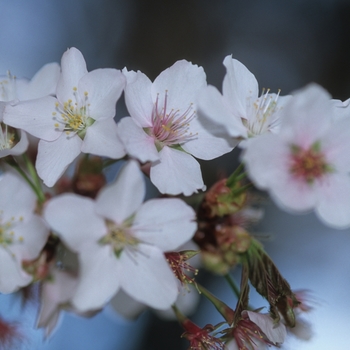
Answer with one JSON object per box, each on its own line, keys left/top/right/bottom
{"left": 77, "top": 68, "right": 125, "bottom": 121}
{"left": 120, "top": 244, "right": 178, "bottom": 310}
{"left": 56, "top": 47, "right": 88, "bottom": 105}
{"left": 72, "top": 243, "right": 121, "bottom": 312}
{"left": 44, "top": 194, "right": 106, "bottom": 252}
{"left": 315, "top": 174, "right": 350, "bottom": 228}
{"left": 279, "top": 84, "right": 332, "bottom": 147}
{"left": 152, "top": 60, "right": 206, "bottom": 112}
{"left": 81, "top": 119, "right": 125, "bottom": 159}
{"left": 150, "top": 146, "right": 205, "bottom": 196}
{"left": 3, "top": 96, "right": 63, "bottom": 140}
{"left": 133, "top": 198, "right": 197, "bottom": 251}
{"left": 117, "top": 117, "right": 159, "bottom": 162}
{"left": 36, "top": 133, "right": 82, "bottom": 187}
{"left": 96, "top": 161, "right": 145, "bottom": 223}
{"left": 124, "top": 70, "right": 154, "bottom": 127}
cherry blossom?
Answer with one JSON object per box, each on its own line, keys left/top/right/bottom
{"left": 0, "top": 63, "right": 60, "bottom": 158}
{"left": 243, "top": 84, "right": 350, "bottom": 228}
{"left": 197, "top": 55, "right": 292, "bottom": 143}
{"left": 3, "top": 47, "right": 125, "bottom": 186}
{"left": 0, "top": 172, "right": 49, "bottom": 293}
{"left": 44, "top": 161, "right": 197, "bottom": 312}
{"left": 118, "top": 60, "right": 234, "bottom": 196}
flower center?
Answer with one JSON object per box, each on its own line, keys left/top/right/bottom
{"left": 145, "top": 91, "right": 197, "bottom": 150}
{"left": 0, "top": 212, "right": 24, "bottom": 248}
{"left": 52, "top": 87, "right": 95, "bottom": 139}
{"left": 0, "top": 123, "right": 16, "bottom": 151}
{"left": 243, "top": 89, "right": 281, "bottom": 137}
{"left": 289, "top": 142, "right": 332, "bottom": 184}
{"left": 99, "top": 220, "right": 139, "bottom": 258}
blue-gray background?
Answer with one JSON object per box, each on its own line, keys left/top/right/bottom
{"left": 1, "top": 0, "right": 350, "bottom": 349}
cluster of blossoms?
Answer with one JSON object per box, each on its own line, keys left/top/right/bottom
{"left": 1, "top": 46, "right": 345, "bottom": 349}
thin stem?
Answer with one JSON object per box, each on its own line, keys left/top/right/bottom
{"left": 21, "top": 154, "right": 45, "bottom": 204}
{"left": 226, "top": 163, "right": 245, "bottom": 187}
{"left": 224, "top": 273, "right": 240, "bottom": 299}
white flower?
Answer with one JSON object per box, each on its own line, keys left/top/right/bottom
{"left": 243, "top": 84, "right": 350, "bottom": 228}
{"left": 118, "top": 60, "right": 234, "bottom": 196}
{"left": 0, "top": 172, "right": 49, "bottom": 293}
{"left": 0, "top": 63, "right": 60, "bottom": 158}
{"left": 4, "top": 47, "right": 126, "bottom": 186}
{"left": 197, "top": 55, "right": 291, "bottom": 142}
{"left": 44, "top": 161, "right": 197, "bottom": 312}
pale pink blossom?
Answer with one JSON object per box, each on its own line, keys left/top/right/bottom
{"left": 4, "top": 47, "right": 125, "bottom": 186}
{"left": 118, "top": 60, "right": 234, "bottom": 196}
{"left": 44, "top": 161, "right": 197, "bottom": 312}
{"left": 197, "top": 55, "right": 292, "bottom": 142}
{"left": 243, "top": 84, "right": 350, "bottom": 228}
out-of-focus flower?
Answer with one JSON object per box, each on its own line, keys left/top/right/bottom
{"left": 225, "top": 310, "right": 286, "bottom": 350}
{"left": 44, "top": 161, "right": 197, "bottom": 312}
{"left": 37, "top": 268, "right": 79, "bottom": 337}
{"left": 197, "top": 55, "right": 291, "bottom": 142}
{"left": 118, "top": 60, "right": 234, "bottom": 196}
{"left": 0, "top": 172, "right": 49, "bottom": 293}
{"left": 4, "top": 47, "right": 125, "bottom": 186}
{"left": 243, "top": 83, "right": 350, "bottom": 229}
{"left": 0, "top": 63, "right": 60, "bottom": 158}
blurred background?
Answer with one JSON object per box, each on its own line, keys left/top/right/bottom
{"left": 1, "top": 0, "right": 350, "bottom": 348}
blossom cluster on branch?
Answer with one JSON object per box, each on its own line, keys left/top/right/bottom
{"left": 0, "top": 46, "right": 338, "bottom": 349}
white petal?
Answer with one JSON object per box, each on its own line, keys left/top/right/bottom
{"left": 96, "top": 160, "right": 145, "bottom": 223}
{"left": 72, "top": 243, "right": 121, "bottom": 312}
{"left": 124, "top": 69, "right": 154, "bottom": 127}
{"left": 133, "top": 198, "right": 197, "bottom": 251}
{"left": 20, "top": 62, "right": 60, "bottom": 100}
{"left": 120, "top": 244, "right": 178, "bottom": 309}
{"left": 78, "top": 68, "right": 125, "bottom": 120}
{"left": 197, "top": 84, "right": 247, "bottom": 138}
{"left": 36, "top": 133, "right": 82, "bottom": 187}
{"left": 57, "top": 47, "right": 88, "bottom": 104}
{"left": 3, "top": 130, "right": 29, "bottom": 156}
{"left": 152, "top": 60, "right": 206, "bottom": 112}
{"left": 10, "top": 215, "right": 49, "bottom": 261}
{"left": 110, "top": 290, "right": 146, "bottom": 320}
{"left": 117, "top": 117, "right": 159, "bottom": 162}
{"left": 81, "top": 119, "right": 125, "bottom": 159}
{"left": 44, "top": 194, "right": 106, "bottom": 252}
{"left": 222, "top": 56, "right": 259, "bottom": 119}
{"left": 181, "top": 117, "right": 236, "bottom": 160}
{"left": 316, "top": 174, "right": 350, "bottom": 228}
{"left": 0, "top": 172, "right": 36, "bottom": 221}
{"left": 150, "top": 147, "right": 205, "bottom": 196}
{"left": 3, "top": 96, "right": 63, "bottom": 140}
{"left": 0, "top": 247, "right": 32, "bottom": 293}
{"left": 246, "top": 311, "right": 287, "bottom": 344}
{"left": 279, "top": 84, "right": 332, "bottom": 146}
